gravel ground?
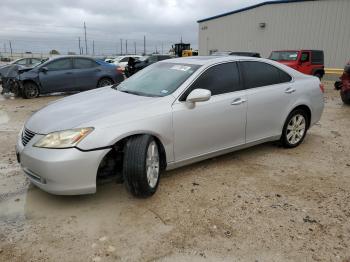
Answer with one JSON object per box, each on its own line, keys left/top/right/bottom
{"left": 0, "top": 81, "right": 350, "bottom": 262}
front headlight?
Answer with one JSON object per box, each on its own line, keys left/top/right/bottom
{"left": 33, "top": 127, "right": 94, "bottom": 149}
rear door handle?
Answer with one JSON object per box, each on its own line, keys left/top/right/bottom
{"left": 65, "top": 72, "right": 73, "bottom": 75}
{"left": 285, "top": 87, "right": 296, "bottom": 94}
{"left": 231, "top": 98, "right": 247, "bottom": 105}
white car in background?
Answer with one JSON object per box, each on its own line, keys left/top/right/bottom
{"left": 113, "top": 55, "right": 142, "bottom": 70}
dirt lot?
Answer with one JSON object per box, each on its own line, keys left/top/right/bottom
{"left": 0, "top": 81, "right": 350, "bottom": 262}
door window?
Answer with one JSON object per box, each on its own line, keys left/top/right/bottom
{"left": 46, "top": 58, "right": 72, "bottom": 70}
{"left": 74, "top": 58, "right": 97, "bottom": 69}
{"left": 241, "top": 61, "right": 291, "bottom": 89}
{"left": 181, "top": 62, "right": 241, "bottom": 100}
{"left": 16, "top": 59, "right": 27, "bottom": 65}
{"left": 119, "top": 57, "right": 129, "bottom": 62}
{"left": 31, "top": 58, "right": 42, "bottom": 65}
{"left": 301, "top": 52, "right": 310, "bottom": 62}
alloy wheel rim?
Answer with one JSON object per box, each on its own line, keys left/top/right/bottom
{"left": 27, "top": 86, "right": 38, "bottom": 98}
{"left": 99, "top": 79, "right": 112, "bottom": 87}
{"left": 286, "top": 114, "right": 306, "bottom": 145}
{"left": 146, "top": 141, "right": 159, "bottom": 188}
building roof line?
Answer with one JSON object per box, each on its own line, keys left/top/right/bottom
{"left": 197, "top": 0, "right": 318, "bottom": 23}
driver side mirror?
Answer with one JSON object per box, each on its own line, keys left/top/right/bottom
{"left": 40, "top": 67, "right": 48, "bottom": 73}
{"left": 186, "top": 89, "right": 211, "bottom": 103}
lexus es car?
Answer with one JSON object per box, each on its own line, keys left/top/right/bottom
{"left": 16, "top": 56, "right": 324, "bottom": 197}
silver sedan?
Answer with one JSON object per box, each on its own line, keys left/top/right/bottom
{"left": 16, "top": 56, "right": 324, "bottom": 197}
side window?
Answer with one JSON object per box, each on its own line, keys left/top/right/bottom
{"left": 31, "top": 58, "right": 41, "bottom": 65}
{"left": 74, "top": 58, "right": 97, "bottom": 69}
{"left": 301, "top": 52, "right": 310, "bottom": 62}
{"left": 181, "top": 62, "right": 241, "bottom": 100}
{"left": 119, "top": 57, "right": 129, "bottom": 62}
{"left": 279, "top": 69, "right": 292, "bottom": 83}
{"left": 46, "top": 58, "right": 72, "bottom": 71}
{"left": 241, "top": 61, "right": 291, "bottom": 89}
{"left": 16, "top": 59, "right": 27, "bottom": 65}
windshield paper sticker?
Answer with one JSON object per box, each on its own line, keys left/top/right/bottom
{"left": 170, "top": 65, "right": 191, "bottom": 72}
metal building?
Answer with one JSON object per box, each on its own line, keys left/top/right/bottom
{"left": 197, "top": 0, "right": 350, "bottom": 68}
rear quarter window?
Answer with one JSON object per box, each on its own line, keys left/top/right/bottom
{"left": 241, "top": 61, "right": 291, "bottom": 89}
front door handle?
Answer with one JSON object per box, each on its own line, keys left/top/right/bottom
{"left": 231, "top": 98, "right": 247, "bottom": 105}
{"left": 285, "top": 87, "right": 296, "bottom": 94}
{"left": 65, "top": 72, "right": 73, "bottom": 75}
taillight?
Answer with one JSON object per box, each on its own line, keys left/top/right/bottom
{"left": 319, "top": 83, "right": 325, "bottom": 93}
{"left": 116, "top": 67, "right": 123, "bottom": 74}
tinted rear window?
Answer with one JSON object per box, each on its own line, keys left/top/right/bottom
{"left": 74, "top": 58, "right": 97, "bottom": 69}
{"left": 241, "top": 61, "right": 291, "bottom": 89}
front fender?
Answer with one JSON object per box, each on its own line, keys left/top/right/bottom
{"left": 76, "top": 113, "right": 174, "bottom": 162}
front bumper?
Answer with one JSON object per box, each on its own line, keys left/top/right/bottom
{"left": 16, "top": 133, "right": 110, "bottom": 195}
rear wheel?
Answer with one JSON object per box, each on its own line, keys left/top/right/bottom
{"left": 22, "top": 82, "right": 39, "bottom": 99}
{"left": 280, "top": 109, "right": 308, "bottom": 148}
{"left": 314, "top": 72, "right": 323, "bottom": 80}
{"left": 123, "top": 135, "right": 161, "bottom": 197}
{"left": 97, "top": 78, "right": 114, "bottom": 87}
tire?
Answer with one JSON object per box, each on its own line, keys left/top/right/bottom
{"left": 10, "top": 81, "right": 22, "bottom": 97}
{"left": 280, "top": 109, "right": 309, "bottom": 148}
{"left": 341, "top": 92, "right": 350, "bottom": 105}
{"left": 123, "top": 135, "right": 161, "bottom": 197}
{"left": 22, "top": 82, "right": 39, "bottom": 99}
{"left": 97, "top": 77, "right": 114, "bottom": 88}
{"left": 314, "top": 72, "right": 322, "bottom": 80}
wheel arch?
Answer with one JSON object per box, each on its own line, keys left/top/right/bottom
{"left": 97, "top": 132, "right": 168, "bottom": 180}
{"left": 21, "top": 79, "right": 41, "bottom": 90}
{"left": 286, "top": 104, "right": 312, "bottom": 129}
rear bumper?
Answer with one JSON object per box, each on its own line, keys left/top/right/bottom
{"left": 16, "top": 134, "right": 110, "bottom": 195}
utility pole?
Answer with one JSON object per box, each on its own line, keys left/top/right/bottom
{"left": 84, "top": 21, "right": 88, "bottom": 55}
{"left": 3, "top": 43, "right": 6, "bottom": 54}
{"left": 78, "top": 37, "right": 81, "bottom": 55}
{"left": 126, "top": 40, "right": 128, "bottom": 55}
{"left": 134, "top": 41, "right": 136, "bottom": 55}
{"left": 143, "top": 35, "right": 146, "bottom": 55}
{"left": 92, "top": 40, "right": 95, "bottom": 56}
{"left": 9, "top": 40, "right": 13, "bottom": 58}
{"left": 120, "top": 39, "right": 122, "bottom": 55}
{"left": 161, "top": 42, "right": 163, "bottom": 54}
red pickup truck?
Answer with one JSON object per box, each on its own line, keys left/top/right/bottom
{"left": 269, "top": 50, "right": 325, "bottom": 79}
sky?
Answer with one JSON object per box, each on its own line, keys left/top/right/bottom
{"left": 0, "top": 0, "right": 275, "bottom": 56}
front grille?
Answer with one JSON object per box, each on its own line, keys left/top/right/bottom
{"left": 22, "top": 128, "right": 35, "bottom": 146}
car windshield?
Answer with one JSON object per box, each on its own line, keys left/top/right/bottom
{"left": 269, "top": 51, "right": 298, "bottom": 61}
{"left": 116, "top": 62, "right": 200, "bottom": 97}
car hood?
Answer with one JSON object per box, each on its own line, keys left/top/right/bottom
{"left": 25, "top": 87, "right": 160, "bottom": 134}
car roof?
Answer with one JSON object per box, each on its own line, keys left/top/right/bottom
{"left": 163, "top": 55, "right": 261, "bottom": 65}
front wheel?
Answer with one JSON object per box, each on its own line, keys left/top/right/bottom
{"left": 123, "top": 135, "right": 161, "bottom": 197}
{"left": 280, "top": 109, "right": 308, "bottom": 148}
{"left": 22, "top": 82, "right": 39, "bottom": 99}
